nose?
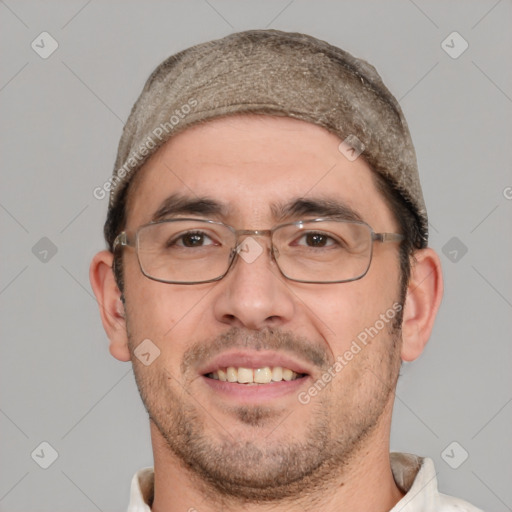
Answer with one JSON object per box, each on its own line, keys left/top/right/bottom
{"left": 212, "top": 236, "right": 295, "bottom": 330}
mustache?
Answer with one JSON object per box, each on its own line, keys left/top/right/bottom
{"left": 181, "top": 327, "right": 331, "bottom": 375}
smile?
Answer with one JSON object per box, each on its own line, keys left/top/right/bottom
{"left": 205, "top": 366, "right": 305, "bottom": 384}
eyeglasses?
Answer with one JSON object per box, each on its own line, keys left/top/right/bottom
{"left": 113, "top": 218, "right": 404, "bottom": 285}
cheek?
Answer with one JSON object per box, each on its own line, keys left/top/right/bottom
{"left": 124, "top": 262, "right": 215, "bottom": 352}
{"left": 295, "top": 266, "right": 401, "bottom": 355}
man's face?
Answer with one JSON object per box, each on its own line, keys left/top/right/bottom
{"left": 122, "top": 115, "right": 404, "bottom": 499}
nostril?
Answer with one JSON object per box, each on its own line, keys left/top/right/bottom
{"left": 266, "top": 315, "right": 280, "bottom": 324}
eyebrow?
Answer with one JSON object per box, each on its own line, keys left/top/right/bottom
{"left": 151, "top": 194, "right": 364, "bottom": 224}
{"left": 271, "top": 197, "right": 364, "bottom": 223}
{"left": 151, "top": 193, "right": 229, "bottom": 222}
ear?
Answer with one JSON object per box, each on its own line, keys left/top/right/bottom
{"left": 89, "top": 250, "right": 131, "bottom": 362}
{"left": 401, "top": 248, "right": 443, "bottom": 362}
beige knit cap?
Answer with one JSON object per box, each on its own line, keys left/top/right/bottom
{"left": 109, "top": 29, "right": 428, "bottom": 247}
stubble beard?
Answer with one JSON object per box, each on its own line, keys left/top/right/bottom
{"left": 128, "top": 314, "right": 403, "bottom": 503}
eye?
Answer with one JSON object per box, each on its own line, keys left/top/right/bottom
{"left": 170, "top": 231, "right": 217, "bottom": 248}
{"left": 295, "top": 232, "right": 337, "bottom": 248}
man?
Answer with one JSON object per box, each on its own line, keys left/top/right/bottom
{"left": 90, "top": 30, "right": 482, "bottom": 511}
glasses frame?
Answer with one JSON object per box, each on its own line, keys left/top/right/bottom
{"left": 113, "top": 217, "right": 405, "bottom": 285}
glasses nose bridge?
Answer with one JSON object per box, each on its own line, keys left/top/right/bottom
{"left": 235, "top": 228, "right": 272, "bottom": 238}
{"left": 232, "top": 228, "right": 278, "bottom": 260}
{"left": 234, "top": 228, "right": 273, "bottom": 248}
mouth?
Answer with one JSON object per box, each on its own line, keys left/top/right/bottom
{"left": 198, "top": 350, "right": 312, "bottom": 400}
{"left": 205, "top": 366, "right": 306, "bottom": 384}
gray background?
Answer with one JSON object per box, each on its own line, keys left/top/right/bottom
{"left": 1, "top": 0, "right": 511, "bottom": 510}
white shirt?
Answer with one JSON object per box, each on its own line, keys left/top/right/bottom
{"left": 127, "top": 452, "right": 483, "bottom": 511}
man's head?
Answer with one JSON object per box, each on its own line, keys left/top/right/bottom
{"left": 90, "top": 30, "right": 443, "bottom": 503}
{"left": 104, "top": 30, "right": 428, "bottom": 292}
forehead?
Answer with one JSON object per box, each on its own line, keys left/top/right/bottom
{"left": 126, "top": 115, "right": 395, "bottom": 230}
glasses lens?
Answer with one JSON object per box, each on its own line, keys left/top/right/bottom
{"left": 273, "top": 220, "right": 372, "bottom": 283}
{"left": 136, "top": 220, "right": 235, "bottom": 283}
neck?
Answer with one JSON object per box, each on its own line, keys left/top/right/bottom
{"left": 149, "top": 420, "right": 404, "bottom": 512}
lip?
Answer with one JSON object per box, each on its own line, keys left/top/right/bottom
{"left": 197, "top": 350, "right": 314, "bottom": 403}
{"left": 198, "top": 350, "right": 314, "bottom": 377}
{"left": 202, "top": 374, "right": 311, "bottom": 401}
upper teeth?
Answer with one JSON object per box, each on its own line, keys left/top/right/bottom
{"left": 208, "top": 366, "right": 300, "bottom": 384}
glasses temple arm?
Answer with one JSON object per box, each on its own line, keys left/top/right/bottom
{"left": 373, "top": 232, "right": 405, "bottom": 243}
{"left": 113, "top": 232, "right": 128, "bottom": 251}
